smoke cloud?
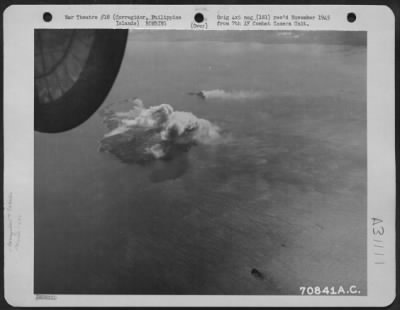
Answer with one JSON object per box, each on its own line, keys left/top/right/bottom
{"left": 99, "top": 98, "right": 221, "bottom": 164}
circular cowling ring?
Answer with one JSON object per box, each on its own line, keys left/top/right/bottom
{"left": 34, "top": 29, "right": 129, "bottom": 133}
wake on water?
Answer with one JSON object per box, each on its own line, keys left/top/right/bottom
{"left": 99, "top": 98, "right": 221, "bottom": 165}
{"left": 188, "top": 89, "right": 267, "bottom": 101}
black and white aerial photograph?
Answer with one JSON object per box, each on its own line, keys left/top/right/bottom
{"left": 34, "top": 29, "right": 367, "bottom": 295}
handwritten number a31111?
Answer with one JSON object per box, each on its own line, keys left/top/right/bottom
{"left": 372, "top": 217, "right": 384, "bottom": 264}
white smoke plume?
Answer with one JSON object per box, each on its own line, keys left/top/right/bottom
{"left": 189, "top": 89, "right": 267, "bottom": 101}
{"left": 99, "top": 98, "right": 221, "bottom": 164}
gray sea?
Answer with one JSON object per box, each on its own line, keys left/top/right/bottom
{"left": 35, "top": 31, "right": 367, "bottom": 294}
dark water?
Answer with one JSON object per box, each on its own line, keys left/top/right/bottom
{"left": 35, "top": 32, "right": 367, "bottom": 294}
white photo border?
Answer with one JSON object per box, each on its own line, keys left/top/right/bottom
{"left": 3, "top": 4, "right": 396, "bottom": 307}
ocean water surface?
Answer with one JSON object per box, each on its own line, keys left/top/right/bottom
{"left": 35, "top": 31, "right": 367, "bottom": 294}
